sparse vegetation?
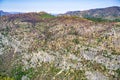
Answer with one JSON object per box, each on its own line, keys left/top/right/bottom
{"left": 0, "top": 9, "right": 120, "bottom": 80}
{"left": 116, "top": 68, "right": 120, "bottom": 77}
{"left": 40, "top": 13, "right": 55, "bottom": 19}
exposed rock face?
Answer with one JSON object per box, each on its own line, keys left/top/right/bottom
{"left": 85, "top": 71, "right": 109, "bottom": 80}
{"left": 0, "top": 11, "right": 120, "bottom": 80}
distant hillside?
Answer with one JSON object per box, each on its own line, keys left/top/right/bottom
{"left": 0, "top": 10, "right": 21, "bottom": 16}
{"left": 63, "top": 6, "right": 120, "bottom": 20}
{"left": 0, "top": 10, "right": 10, "bottom": 16}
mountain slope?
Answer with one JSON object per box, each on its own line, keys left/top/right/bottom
{"left": 64, "top": 6, "right": 120, "bottom": 20}
{"left": 0, "top": 10, "right": 120, "bottom": 80}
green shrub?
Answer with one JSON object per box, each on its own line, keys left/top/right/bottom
{"left": 116, "top": 68, "right": 120, "bottom": 77}
{"left": 12, "top": 66, "right": 35, "bottom": 80}
{"left": 85, "top": 17, "right": 109, "bottom": 22}
{"left": 0, "top": 76, "right": 14, "bottom": 80}
{"left": 72, "top": 38, "right": 80, "bottom": 44}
